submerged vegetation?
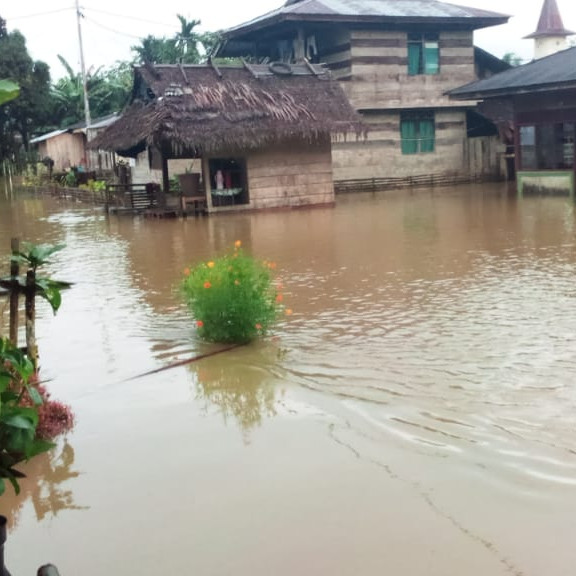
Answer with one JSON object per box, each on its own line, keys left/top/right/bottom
{"left": 181, "top": 242, "right": 286, "bottom": 344}
{"left": 0, "top": 338, "right": 74, "bottom": 496}
{"left": 0, "top": 242, "right": 74, "bottom": 495}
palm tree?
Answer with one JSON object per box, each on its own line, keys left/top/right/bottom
{"left": 175, "top": 14, "right": 201, "bottom": 63}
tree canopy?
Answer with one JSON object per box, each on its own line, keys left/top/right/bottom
{"left": 131, "top": 15, "right": 219, "bottom": 64}
{"left": 0, "top": 15, "right": 52, "bottom": 160}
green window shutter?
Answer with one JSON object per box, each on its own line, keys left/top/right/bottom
{"left": 424, "top": 42, "right": 439, "bottom": 75}
{"left": 401, "top": 120, "right": 418, "bottom": 154}
{"left": 408, "top": 43, "right": 421, "bottom": 76}
{"left": 419, "top": 119, "right": 435, "bottom": 153}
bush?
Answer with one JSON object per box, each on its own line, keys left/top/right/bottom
{"left": 181, "top": 241, "right": 282, "bottom": 344}
{"left": 0, "top": 338, "right": 74, "bottom": 495}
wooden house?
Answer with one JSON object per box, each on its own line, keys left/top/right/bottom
{"left": 30, "top": 114, "right": 118, "bottom": 173}
{"left": 217, "top": 0, "right": 510, "bottom": 190}
{"left": 90, "top": 62, "right": 361, "bottom": 213}
{"left": 450, "top": 46, "right": 576, "bottom": 196}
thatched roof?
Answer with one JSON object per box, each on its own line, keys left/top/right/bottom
{"left": 90, "top": 62, "right": 362, "bottom": 157}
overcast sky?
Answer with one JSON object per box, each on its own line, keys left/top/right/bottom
{"left": 2, "top": 0, "right": 575, "bottom": 79}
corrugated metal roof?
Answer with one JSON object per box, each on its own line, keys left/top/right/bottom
{"left": 30, "top": 129, "right": 67, "bottom": 144}
{"left": 449, "top": 46, "right": 576, "bottom": 99}
{"left": 225, "top": 0, "right": 509, "bottom": 35}
{"left": 30, "top": 114, "right": 120, "bottom": 144}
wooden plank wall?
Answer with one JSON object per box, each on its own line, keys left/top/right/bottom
{"left": 347, "top": 30, "right": 477, "bottom": 111}
{"left": 333, "top": 109, "right": 469, "bottom": 181}
{"left": 43, "top": 134, "right": 86, "bottom": 171}
{"left": 318, "top": 29, "right": 351, "bottom": 81}
{"left": 246, "top": 139, "right": 334, "bottom": 210}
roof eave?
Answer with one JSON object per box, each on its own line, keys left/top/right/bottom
{"left": 222, "top": 13, "right": 510, "bottom": 40}
{"left": 524, "top": 29, "right": 575, "bottom": 39}
{"left": 450, "top": 81, "right": 576, "bottom": 101}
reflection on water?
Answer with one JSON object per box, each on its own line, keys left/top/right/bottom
{"left": 1, "top": 185, "right": 576, "bottom": 575}
{"left": 190, "top": 345, "right": 284, "bottom": 436}
{"left": 2, "top": 441, "right": 85, "bottom": 528}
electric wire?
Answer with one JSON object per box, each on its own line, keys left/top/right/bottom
{"left": 6, "top": 6, "right": 75, "bottom": 20}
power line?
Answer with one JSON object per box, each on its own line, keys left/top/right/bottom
{"left": 82, "top": 6, "right": 179, "bottom": 30}
{"left": 83, "top": 15, "right": 149, "bottom": 41}
{"left": 6, "top": 6, "right": 75, "bottom": 20}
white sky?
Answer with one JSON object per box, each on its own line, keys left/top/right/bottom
{"left": 2, "top": 0, "right": 575, "bottom": 79}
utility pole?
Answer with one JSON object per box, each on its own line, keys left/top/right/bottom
{"left": 75, "top": 0, "right": 91, "bottom": 131}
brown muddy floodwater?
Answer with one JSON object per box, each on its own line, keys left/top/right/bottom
{"left": 0, "top": 183, "right": 576, "bottom": 575}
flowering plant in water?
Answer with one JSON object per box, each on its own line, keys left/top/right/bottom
{"left": 181, "top": 241, "right": 284, "bottom": 344}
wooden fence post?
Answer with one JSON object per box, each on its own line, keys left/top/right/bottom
{"left": 25, "top": 269, "right": 38, "bottom": 371}
{"left": 8, "top": 238, "right": 19, "bottom": 347}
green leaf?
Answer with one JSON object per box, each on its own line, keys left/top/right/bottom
{"left": 2, "top": 414, "right": 36, "bottom": 430}
{"left": 27, "top": 386, "right": 43, "bottom": 406}
{"left": 8, "top": 475, "right": 20, "bottom": 495}
{"left": 0, "top": 477, "right": 5, "bottom": 496}
{"left": 0, "top": 79, "right": 19, "bottom": 106}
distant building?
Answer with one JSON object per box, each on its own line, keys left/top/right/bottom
{"left": 450, "top": 0, "right": 575, "bottom": 196}
{"left": 524, "top": 0, "right": 574, "bottom": 60}
{"left": 30, "top": 115, "right": 118, "bottom": 173}
{"left": 217, "top": 0, "right": 511, "bottom": 190}
{"left": 450, "top": 46, "right": 576, "bottom": 195}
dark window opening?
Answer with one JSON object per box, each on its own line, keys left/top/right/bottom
{"left": 408, "top": 33, "right": 439, "bottom": 76}
{"left": 520, "top": 123, "right": 575, "bottom": 170}
{"left": 209, "top": 158, "right": 249, "bottom": 206}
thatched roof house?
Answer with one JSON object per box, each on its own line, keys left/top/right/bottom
{"left": 92, "top": 62, "right": 361, "bottom": 213}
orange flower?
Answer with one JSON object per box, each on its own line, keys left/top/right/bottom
{"left": 255, "top": 323, "right": 262, "bottom": 330}
{"left": 234, "top": 240, "right": 242, "bottom": 249}
{"left": 276, "top": 293, "right": 283, "bottom": 303}
{"left": 204, "top": 281, "right": 212, "bottom": 289}
{"left": 268, "top": 262, "right": 277, "bottom": 270}
{"left": 207, "top": 261, "right": 215, "bottom": 268}
{"left": 183, "top": 268, "right": 190, "bottom": 276}
{"left": 196, "top": 320, "right": 204, "bottom": 328}
{"left": 285, "top": 308, "right": 293, "bottom": 316}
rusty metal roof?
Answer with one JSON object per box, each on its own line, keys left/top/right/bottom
{"left": 525, "top": 0, "right": 574, "bottom": 39}
{"left": 224, "top": 0, "right": 509, "bottom": 37}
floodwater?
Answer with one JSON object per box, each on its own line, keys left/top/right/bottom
{"left": 1, "top": 183, "right": 576, "bottom": 575}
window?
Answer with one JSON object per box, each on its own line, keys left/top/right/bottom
{"left": 407, "top": 33, "right": 439, "bottom": 75}
{"left": 401, "top": 111, "right": 435, "bottom": 154}
{"left": 519, "top": 123, "right": 575, "bottom": 170}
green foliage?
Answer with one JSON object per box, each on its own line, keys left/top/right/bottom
{"left": 131, "top": 15, "right": 219, "bottom": 64}
{"left": 0, "top": 79, "right": 18, "bottom": 105}
{"left": 12, "top": 242, "right": 66, "bottom": 272}
{"left": 502, "top": 52, "right": 523, "bottom": 67}
{"left": 0, "top": 17, "right": 52, "bottom": 161}
{"left": 181, "top": 242, "right": 281, "bottom": 344}
{"left": 0, "top": 338, "right": 54, "bottom": 495}
{"left": 9, "top": 242, "right": 71, "bottom": 313}
{"left": 50, "top": 57, "right": 132, "bottom": 128}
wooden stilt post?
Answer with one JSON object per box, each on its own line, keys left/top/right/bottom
{"left": 25, "top": 269, "right": 38, "bottom": 371}
{"left": 8, "top": 238, "right": 19, "bottom": 347}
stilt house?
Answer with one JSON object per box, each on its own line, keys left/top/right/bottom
{"left": 217, "top": 0, "right": 510, "bottom": 190}
{"left": 450, "top": 0, "right": 575, "bottom": 195}
{"left": 91, "top": 62, "right": 361, "bottom": 213}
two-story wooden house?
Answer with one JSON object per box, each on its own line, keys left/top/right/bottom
{"left": 218, "top": 0, "right": 510, "bottom": 190}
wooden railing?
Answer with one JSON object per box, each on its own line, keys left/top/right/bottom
{"left": 105, "top": 184, "right": 158, "bottom": 212}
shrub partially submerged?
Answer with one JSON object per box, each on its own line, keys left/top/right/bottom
{"left": 0, "top": 338, "right": 74, "bottom": 495}
{"left": 181, "top": 242, "right": 283, "bottom": 344}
